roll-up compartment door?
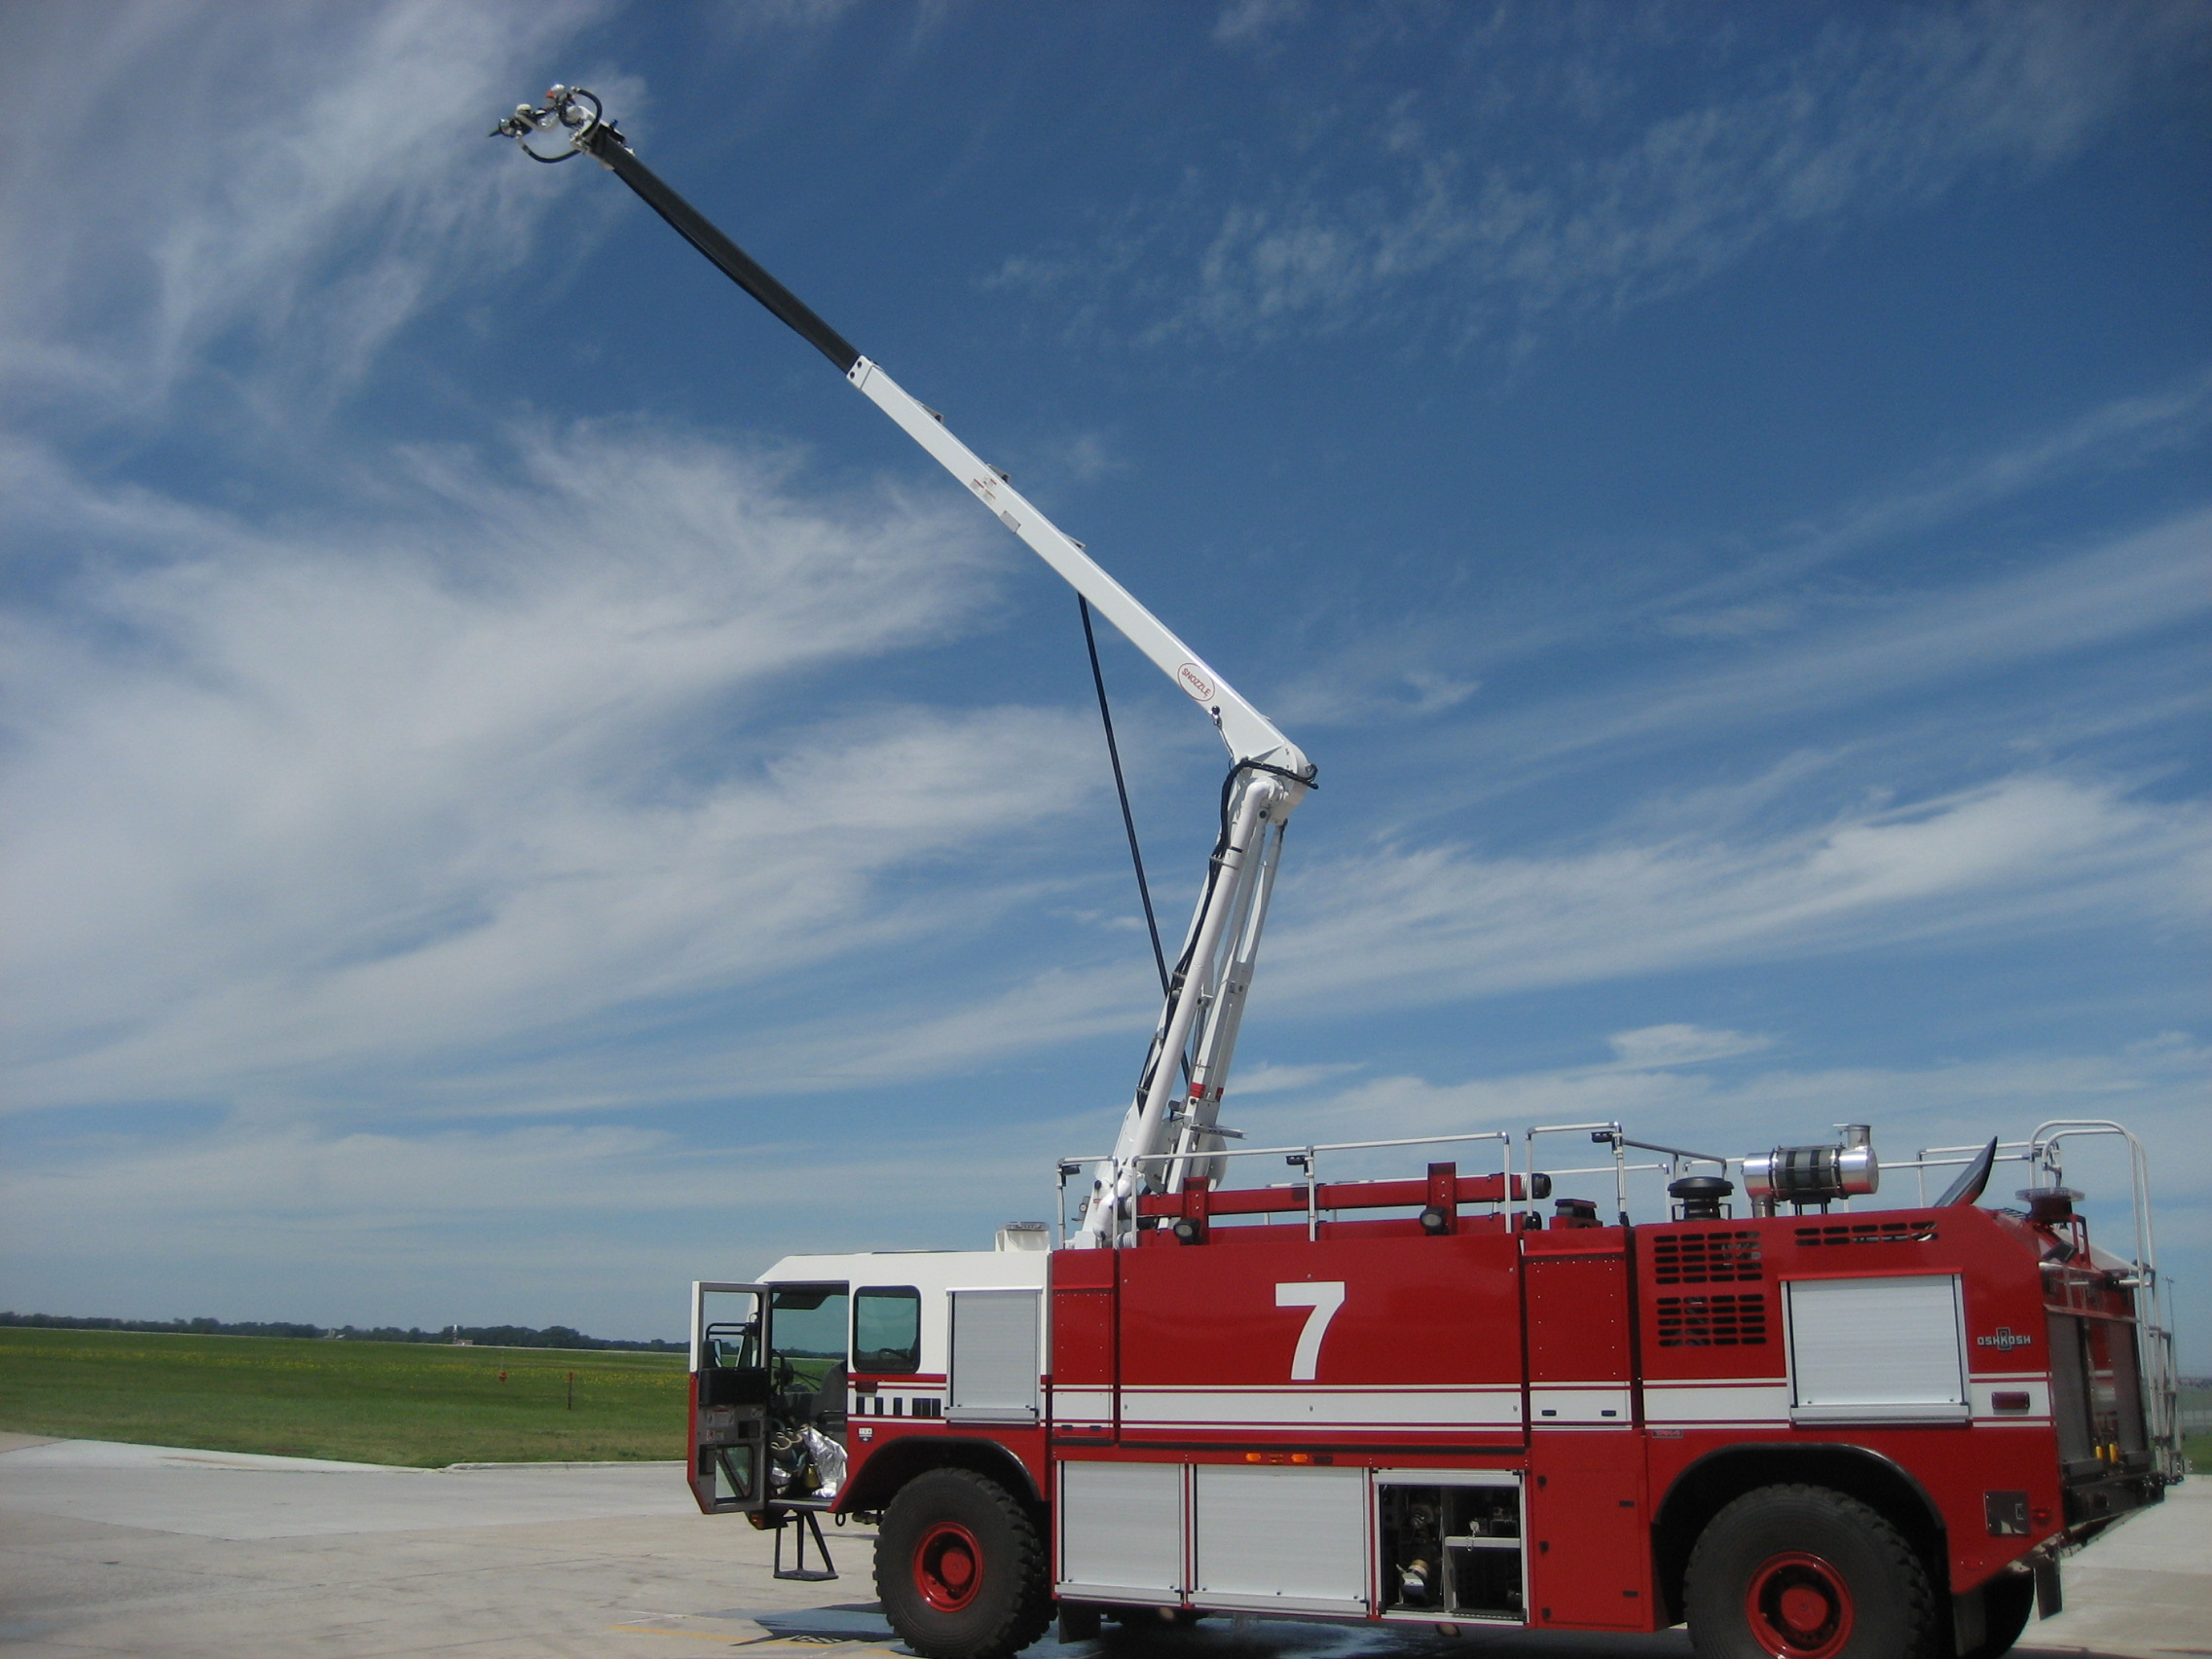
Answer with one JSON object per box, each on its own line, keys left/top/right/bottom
{"left": 1058, "top": 1460, "right": 1184, "bottom": 1604}
{"left": 1786, "top": 1273, "right": 1966, "bottom": 1422}
{"left": 1192, "top": 1464, "right": 1368, "bottom": 1614}
{"left": 948, "top": 1288, "right": 1041, "bottom": 1422}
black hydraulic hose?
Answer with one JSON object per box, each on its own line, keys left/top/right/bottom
{"left": 585, "top": 127, "right": 861, "bottom": 375}
{"left": 1080, "top": 597, "right": 1170, "bottom": 999}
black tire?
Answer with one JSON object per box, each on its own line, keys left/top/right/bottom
{"left": 875, "top": 1469, "right": 1052, "bottom": 1659}
{"left": 1959, "top": 1572, "right": 2035, "bottom": 1659}
{"left": 1685, "top": 1484, "right": 1938, "bottom": 1659}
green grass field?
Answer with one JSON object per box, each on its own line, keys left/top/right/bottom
{"left": 0, "top": 1327, "right": 686, "bottom": 1467}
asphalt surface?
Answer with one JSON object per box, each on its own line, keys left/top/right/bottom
{"left": 0, "top": 1432, "right": 2201, "bottom": 1658}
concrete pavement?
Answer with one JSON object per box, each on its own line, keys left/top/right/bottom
{"left": 0, "top": 1435, "right": 697, "bottom": 1542}
{"left": 2018, "top": 1478, "right": 2212, "bottom": 1658}
{"left": 0, "top": 1433, "right": 2201, "bottom": 1657}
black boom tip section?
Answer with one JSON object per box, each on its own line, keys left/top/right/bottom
{"left": 586, "top": 129, "right": 861, "bottom": 375}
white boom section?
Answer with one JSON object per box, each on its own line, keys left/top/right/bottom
{"left": 1092, "top": 766, "right": 1296, "bottom": 1242}
{"left": 848, "top": 359, "right": 1307, "bottom": 779}
{"left": 844, "top": 357, "right": 1311, "bottom": 1246}
{"left": 496, "top": 88, "right": 1317, "bottom": 1250}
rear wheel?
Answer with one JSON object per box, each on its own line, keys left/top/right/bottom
{"left": 1685, "top": 1485, "right": 1937, "bottom": 1659}
{"left": 1959, "top": 1572, "right": 2035, "bottom": 1659}
{"left": 875, "top": 1469, "right": 1051, "bottom": 1659}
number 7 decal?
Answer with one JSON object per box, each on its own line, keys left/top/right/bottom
{"left": 1275, "top": 1281, "right": 1346, "bottom": 1382}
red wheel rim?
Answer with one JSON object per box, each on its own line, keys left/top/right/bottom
{"left": 913, "top": 1520, "right": 983, "bottom": 1613}
{"left": 1745, "top": 1550, "right": 1854, "bottom": 1659}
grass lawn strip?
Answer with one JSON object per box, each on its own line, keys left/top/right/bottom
{"left": 0, "top": 1326, "right": 684, "bottom": 1467}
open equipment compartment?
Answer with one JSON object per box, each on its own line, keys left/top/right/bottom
{"left": 1375, "top": 1469, "right": 1525, "bottom": 1624}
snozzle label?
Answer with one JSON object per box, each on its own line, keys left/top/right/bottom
{"left": 1177, "top": 663, "right": 1216, "bottom": 702}
{"left": 1975, "top": 1326, "right": 2033, "bottom": 1350}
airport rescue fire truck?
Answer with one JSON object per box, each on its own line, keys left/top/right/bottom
{"left": 493, "top": 88, "right": 2183, "bottom": 1659}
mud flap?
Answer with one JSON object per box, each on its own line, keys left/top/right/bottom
{"left": 2034, "top": 1559, "right": 2063, "bottom": 1619}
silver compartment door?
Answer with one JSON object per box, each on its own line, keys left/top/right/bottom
{"left": 1058, "top": 1461, "right": 1185, "bottom": 1604}
{"left": 1787, "top": 1273, "right": 1968, "bottom": 1423}
{"left": 1192, "top": 1464, "right": 1369, "bottom": 1614}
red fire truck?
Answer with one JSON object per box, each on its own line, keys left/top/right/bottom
{"left": 490, "top": 89, "right": 2183, "bottom": 1659}
{"left": 687, "top": 1123, "right": 2177, "bottom": 1659}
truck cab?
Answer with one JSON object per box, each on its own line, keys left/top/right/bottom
{"left": 689, "top": 1241, "right": 1052, "bottom": 1524}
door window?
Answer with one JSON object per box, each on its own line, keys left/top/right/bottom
{"left": 699, "top": 1287, "right": 762, "bottom": 1372}
{"left": 769, "top": 1284, "right": 850, "bottom": 1419}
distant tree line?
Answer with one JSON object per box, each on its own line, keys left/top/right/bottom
{"left": 0, "top": 1311, "right": 681, "bottom": 1351}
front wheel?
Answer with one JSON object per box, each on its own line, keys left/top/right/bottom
{"left": 1685, "top": 1485, "right": 1938, "bottom": 1659}
{"left": 875, "top": 1469, "right": 1051, "bottom": 1659}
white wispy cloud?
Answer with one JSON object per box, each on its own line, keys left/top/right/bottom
{"left": 12, "top": 417, "right": 2197, "bottom": 1122}
{"left": 1265, "top": 771, "right": 2209, "bottom": 1014}
{"left": 1660, "top": 365, "right": 2212, "bottom": 619}
{"left": 1232, "top": 1059, "right": 1366, "bottom": 1095}
{"left": 1213, "top": 0, "right": 1309, "bottom": 50}
{"left": 1268, "top": 374, "right": 2212, "bottom": 747}
{"left": 1269, "top": 653, "right": 1481, "bottom": 728}
{"left": 1605, "top": 1023, "right": 1771, "bottom": 1069}
{"left": 1456, "top": 502, "right": 2212, "bottom": 783}
{"left": 527, "top": 759, "right": 2209, "bottom": 1098}
{"left": 0, "top": 424, "right": 1106, "bottom": 1113}
{"left": 1, "top": 0, "right": 608, "bottom": 417}
{"left": 993, "top": 2, "right": 2208, "bottom": 353}
{"left": 1258, "top": 1036, "right": 2211, "bottom": 1198}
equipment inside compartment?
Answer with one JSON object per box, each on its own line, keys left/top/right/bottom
{"left": 1378, "top": 1482, "right": 1524, "bottom": 1620}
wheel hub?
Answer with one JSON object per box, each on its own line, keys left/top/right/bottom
{"left": 1746, "top": 1550, "right": 1854, "bottom": 1659}
{"left": 913, "top": 1520, "right": 984, "bottom": 1612}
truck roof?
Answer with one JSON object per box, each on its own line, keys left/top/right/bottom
{"left": 760, "top": 1249, "right": 1049, "bottom": 1295}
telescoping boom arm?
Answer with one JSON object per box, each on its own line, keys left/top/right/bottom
{"left": 496, "top": 88, "right": 1313, "bottom": 1244}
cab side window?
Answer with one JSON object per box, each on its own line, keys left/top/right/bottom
{"left": 854, "top": 1285, "right": 922, "bottom": 1374}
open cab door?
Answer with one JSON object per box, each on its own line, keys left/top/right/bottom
{"left": 689, "top": 1281, "right": 770, "bottom": 1514}
{"left": 689, "top": 1278, "right": 854, "bottom": 1518}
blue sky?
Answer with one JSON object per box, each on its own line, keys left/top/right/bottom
{"left": 4, "top": 1, "right": 2207, "bottom": 1355}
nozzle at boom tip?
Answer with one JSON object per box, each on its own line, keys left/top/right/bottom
{"left": 491, "top": 83, "right": 606, "bottom": 162}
